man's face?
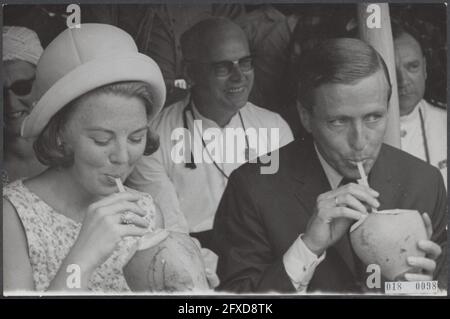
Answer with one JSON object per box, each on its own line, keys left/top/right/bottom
{"left": 394, "top": 32, "right": 427, "bottom": 116}
{"left": 3, "top": 60, "right": 36, "bottom": 138}
{"left": 190, "top": 28, "right": 254, "bottom": 116}
{"left": 300, "top": 70, "right": 389, "bottom": 179}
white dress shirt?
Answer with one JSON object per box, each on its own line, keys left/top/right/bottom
{"left": 400, "top": 99, "right": 447, "bottom": 188}
{"left": 283, "top": 145, "right": 347, "bottom": 292}
{"left": 127, "top": 96, "right": 294, "bottom": 233}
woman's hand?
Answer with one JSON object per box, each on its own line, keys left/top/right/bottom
{"left": 70, "top": 192, "right": 151, "bottom": 275}
{"left": 124, "top": 232, "right": 211, "bottom": 292}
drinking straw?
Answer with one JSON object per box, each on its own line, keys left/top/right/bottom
{"left": 115, "top": 177, "right": 126, "bottom": 193}
{"left": 357, "top": 162, "right": 369, "bottom": 187}
{"left": 350, "top": 161, "right": 372, "bottom": 232}
{"left": 114, "top": 176, "right": 169, "bottom": 248}
{"left": 356, "top": 162, "right": 376, "bottom": 213}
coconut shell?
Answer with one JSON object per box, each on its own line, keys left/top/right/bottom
{"left": 123, "top": 231, "right": 209, "bottom": 292}
{"left": 350, "top": 209, "right": 427, "bottom": 281}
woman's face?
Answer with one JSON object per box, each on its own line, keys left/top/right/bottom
{"left": 3, "top": 60, "right": 36, "bottom": 139}
{"left": 61, "top": 92, "right": 148, "bottom": 197}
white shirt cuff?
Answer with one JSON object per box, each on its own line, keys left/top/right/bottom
{"left": 283, "top": 234, "right": 326, "bottom": 292}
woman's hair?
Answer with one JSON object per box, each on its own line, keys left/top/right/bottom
{"left": 34, "top": 81, "right": 160, "bottom": 168}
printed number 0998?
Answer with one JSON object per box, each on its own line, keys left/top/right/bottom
{"left": 416, "top": 281, "right": 437, "bottom": 291}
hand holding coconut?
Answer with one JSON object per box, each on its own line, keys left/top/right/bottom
{"left": 59, "top": 192, "right": 151, "bottom": 288}
{"left": 302, "top": 182, "right": 380, "bottom": 257}
{"left": 403, "top": 212, "right": 442, "bottom": 281}
{"left": 350, "top": 209, "right": 442, "bottom": 281}
{"left": 123, "top": 231, "right": 213, "bottom": 292}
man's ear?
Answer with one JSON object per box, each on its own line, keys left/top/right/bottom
{"left": 296, "top": 100, "right": 313, "bottom": 133}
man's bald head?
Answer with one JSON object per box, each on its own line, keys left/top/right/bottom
{"left": 181, "top": 17, "right": 249, "bottom": 62}
{"left": 392, "top": 22, "right": 427, "bottom": 116}
{"left": 180, "top": 17, "right": 254, "bottom": 127}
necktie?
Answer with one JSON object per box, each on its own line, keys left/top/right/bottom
{"left": 339, "top": 177, "right": 357, "bottom": 187}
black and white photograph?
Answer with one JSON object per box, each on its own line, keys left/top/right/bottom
{"left": 1, "top": 0, "right": 448, "bottom": 301}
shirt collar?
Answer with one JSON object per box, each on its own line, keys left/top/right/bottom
{"left": 314, "top": 143, "right": 343, "bottom": 190}
{"left": 191, "top": 100, "right": 248, "bottom": 130}
{"left": 191, "top": 100, "right": 216, "bottom": 128}
{"left": 400, "top": 99, "right": 424, "bottom": 125}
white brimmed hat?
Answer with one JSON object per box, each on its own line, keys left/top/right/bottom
{"left": 21, "top": 23, "right": 166, "bottom": 138}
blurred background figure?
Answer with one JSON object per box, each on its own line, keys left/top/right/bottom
{"left": 392, "top": 21, "right": 447, "bottom": 188}
{"left": 390, "top": 4, "right": 447, "bottom": 106}
{"left": 82, "top": 3, "right": 245, "bottom": 106}
{"left": 3, "top": 26, "right": 46, "bottom": 185}
{"left": 236, "top": 5, "right": 297, "bottom": 115}
{"left": 3, "top": 5, "right": 67, "bottom": 48}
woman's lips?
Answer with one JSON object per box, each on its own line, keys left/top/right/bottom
{"left": 104, "top": 174, "right": 126, "bottom": 185}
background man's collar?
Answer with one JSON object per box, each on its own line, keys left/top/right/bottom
{"left": 400, "top": 99, "right": 423, "bottom": 124}
{"left": 191, "top": 99, "right": 249, "bottom": 129}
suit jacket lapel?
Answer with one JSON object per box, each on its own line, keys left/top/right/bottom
{"left": 368, "top": 145, "right": 395, "bottom": 210}
{"left": 291, "top": 138, "right": 358, "bottom": 278}
{"left": 292, "top": 141, "right": 329, "bottom": 217}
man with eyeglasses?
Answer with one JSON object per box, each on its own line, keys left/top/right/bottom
{"left": 3, "top": 26, "right": 46, "bottom": 185}
{"left": 127, "top": 18, "right": 293, "bottom": 254}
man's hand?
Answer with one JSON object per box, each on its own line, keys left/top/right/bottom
{"left": 404, "top": 213, "right": 442, "bottom": 281}
{"left": 303, "top": 183, "right": 380, "bottom": 256}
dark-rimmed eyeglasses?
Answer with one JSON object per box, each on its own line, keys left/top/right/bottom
{"left": 186, "top": 55, "right": 254, "bottom": 77}
{"left": 3, "top": 77, "right": 35, "bottom": 97}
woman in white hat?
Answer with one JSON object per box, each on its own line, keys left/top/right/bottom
{"left": 3, "top": 26, "right": 46, "bottom": 185}
{"left": 3, "top": 24, "right": 209, "bottom": 293}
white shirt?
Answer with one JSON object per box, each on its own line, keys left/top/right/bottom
{"left": 400, "top": 99, "right": 447, "bottom": 188}
{"left": 283, "top": 145, "right": 345, "bottom": 292}
{"left": 127, "top": 96, "right": 294, "bottom": 233}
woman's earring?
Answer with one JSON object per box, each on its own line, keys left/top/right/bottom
{"left": 56, "top": 136, "right": 69, "bottom": 155}
{"left": 56, "top": 136, "right": 63, "bottom": 148}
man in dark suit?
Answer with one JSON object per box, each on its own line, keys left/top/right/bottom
{"left": 213, "top": 38, "right": 446, "bottom": 293}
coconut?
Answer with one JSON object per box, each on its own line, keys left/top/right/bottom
{"left": 123, "top": 231, "right": 209, "bottom": 292}
{"left": 349, "top": 209, "right": 427, "bottom": 281}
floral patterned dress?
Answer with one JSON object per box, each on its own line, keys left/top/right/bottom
{"left": 3, "top": 180, "right": 157, "bottom": 293}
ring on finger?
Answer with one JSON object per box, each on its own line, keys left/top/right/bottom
{"left": 121, "top": 212, "right": 132, "bottom": 225}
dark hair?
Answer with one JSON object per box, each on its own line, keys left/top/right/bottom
{"left": 297, "top": 38, "right": 392, "bottom": 113}
{"left": 391, "top": 19, "right": 426, "bottom": 55}
{"left": 34, "top": 81, "right": 160, "bottom": 168}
